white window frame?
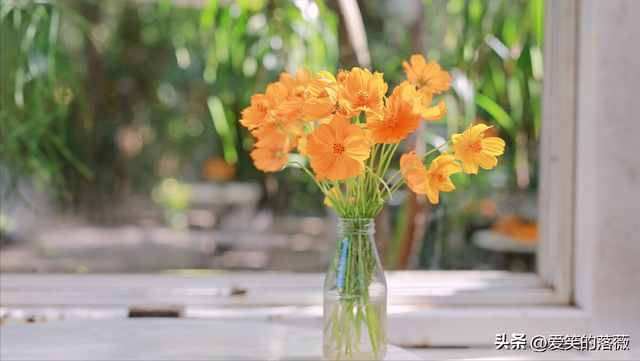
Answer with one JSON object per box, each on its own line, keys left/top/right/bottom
{"left": 4, "top": 0, "right": 633, "bottom": 349}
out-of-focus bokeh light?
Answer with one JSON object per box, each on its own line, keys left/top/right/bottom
{"left": 116, "top": 126, "right": 143, "bottom": 157}
{"left": 157, "top": 83, "right": 179, "bottom": 108}
{"left": 54, "top": 87, "right": 74, "bottom": 105}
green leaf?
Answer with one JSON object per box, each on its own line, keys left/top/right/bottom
{"left": 0, "top": 2, "right": 14, "bottom": 25}
{"left": 6, "top": 115, "right": 54, "bottom": 140}
{"left": 50, "top": 134, "right": 94, "bottom": 179}
{"left": 157, "top": 0, "right": 172, "bottom": 20}
{"left": 506, "top": 74, "right": 523, "bottom": 125}
{"left": 35, "top": 5, "right": 50, "bottom": 22}
{"left": 502, "top": 5, "right": 518, "bottom": 47}
{"left": 530, "top": 45, "right": 543, "bottom": 80}
{"left": 14, "top": 66, "right": 24, "bottom": 108}
{"left": 475, "top": 93, "right": 516, "bottom": 140}
{"left": 529, "top": 0, "right": 545, "bottom": 48}
{"left": 468, "top": 0, "right": 484, "bottom": 27}
{"left": 207, "top": 96, "right": 238, "bottom": 164}
{"left": 57, "top": 4, "right": 94, "bottom": 35}
{"left": 489, "top": 56, "right": 506, "bottom": 95}
{"left": 48, "top": 7, "right": 60, "bottom": 89}
{"left": 12, "top": 5, "right": 20, "bottom": 29}
{"left": 199, "top": 0, "right": 219, "bottom": 32}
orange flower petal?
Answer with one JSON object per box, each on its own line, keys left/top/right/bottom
{"left": 400, "top": 151, "right": 428, "bottom": 194}
{"left": 421, "top": 99, "right": 447, "bottom": 121}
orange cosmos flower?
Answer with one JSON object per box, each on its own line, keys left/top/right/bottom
{"left": 340, "top": 67, "right": 387, "bottom": 117}
{"left": 336, "top": 69, "right": 350, "bottom": 86}
{"left": 278, "top": 67, "right": 311, "bottom": 114}
{"left": 474, "top": 118, "right": 500, "bottom": 138}
{"left": 280, "top": 67, "right": 311, "bottom": 89}
{"left": 251, "top": 119, "right": 300, "bottom": 149}
{"left": 320, "top": 106, "right": 354, "bottom": 124}
{"left": 424, "top": 151, "right": 462, "bottom": 204}
{"left": 279, "top": 105, "right": 305, "bottom": 126}
{"left": 250, "top": 133, "right": 291, "bottom": 173}
{"left": 400, "top": 151, "right": 428, "bottom": 194}
{"left": 366, "top": 84, "right": 421, "bottom": 144}
{"left": 449, "top": 123, "right": 506, "bottom": 174}
{"left": 306, "top": 116, "right": 371, "bottom": 181}
{"left": 304, "top": 71, "right": 339, "bottom": 120}
{"left": 398, "top": 81, "right": 447, "bottom": 120}
{"left": 402, "top": 54, "right": 451, "bottom": 94}
{"left": 291, "top": 128, "right": 309, "bottom": 157}
{"left": 251, "top": 122, "right": 280, "bottom": 148}
{"left": 298, "top": 135, "right": 308, "bottom": 157}
{"left": 359, "top": 125, "right": 375, "bottom": 147}
{"left": 240, "top": 82, "right": 285, "bottom": 130}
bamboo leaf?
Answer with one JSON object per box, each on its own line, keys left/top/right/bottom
{"left": 7, "top": 115, "right": 54, "bottom": 140}
{"left": 50, "top": 134, "right": 94, "bottom": 179}
{"left": 48, "top": 7, "right": 59, "bottom": 89}
{"left": 199, "top": 0, "right": 219, "bottom": 32}
{"left": 57, "top": 4, "right": 94, "bottom": 35}
{"left": 529, "top": 0, "right": 545, "bottom": 48}
{"left": 475, "top": 93, "right": 517, "bottom": 140}
{"left": 207, "top": 96, "right": 238, "bottom": 164}
{"left": 14, "top": 10, "right": 41, "bottom": 108}
{"left": 0, "top": 2, "right": 13, "bottom": 25}
{"left": 14, "top": 66, "right": 24, "bottom": 108}
{"left": 12, "top": 5, "right": 20, "bottom": 29}
{"left": 157, "top": 0, "right": 172, "bottom": 20}
{"left": 35, "top": 5, "right": 49, "bottom": 22}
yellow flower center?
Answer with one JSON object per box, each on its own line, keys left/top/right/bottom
{"left": 470, "top": 139, "right": 484, "bottom": 153}
{"left": 386, "top": 114, "right": 398, "bottom": 126}
{"left": 417, "top": 93, "right": 429, "bottom": 106}
{"left": 438, "top": 172, "right": 450, "bottom": 183}
{"left": 332, "top": 143, "right": 346, "bottom": 155}
{"left": 275, "top": 150, "right": 283, "bottom": 157}
{"left": 356, "top": 90, "right": 369, "bottom": 107}
{"left": 294, "top": 86, "right": 306, "bottom": 96}
{"left": 317, "top": 89, "right": 329, "bottom": 99}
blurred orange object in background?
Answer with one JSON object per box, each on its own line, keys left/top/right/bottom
{"left": 491, "top": 214, "right": 538, "bottom": 245}
{"left": 202, "top": 158, "right": 236, "bottom": 182}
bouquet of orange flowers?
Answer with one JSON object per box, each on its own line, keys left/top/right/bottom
{"left": 240, "top": 55, "right": 504, "bottom": 213}
{"left": 239, "top": 54, "right": 505, "bottom": 359}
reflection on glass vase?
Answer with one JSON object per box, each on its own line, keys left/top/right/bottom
{"left": 323, "top": 218, "right": 387, "bottom": 360}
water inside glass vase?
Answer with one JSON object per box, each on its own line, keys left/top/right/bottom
{"left": 323, "top": 218, "right": 387, "bottom": 360}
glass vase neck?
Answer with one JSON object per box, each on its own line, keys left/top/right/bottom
{"left": 337, "top": 218, "right": 375, "bottom": 235}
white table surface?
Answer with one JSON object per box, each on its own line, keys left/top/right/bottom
{"left": 0, "top": 318, "right": 422, "bottom": 360}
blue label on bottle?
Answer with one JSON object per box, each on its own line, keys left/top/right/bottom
{"left": 336, "top": 237, "right": 349, "bottom": 289}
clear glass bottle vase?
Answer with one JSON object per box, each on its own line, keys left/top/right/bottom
{"left": 323, "top": 218, "right": 387, "bottom": 360}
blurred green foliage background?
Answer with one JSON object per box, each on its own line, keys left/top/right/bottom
{"left": 0, "top": 0, "right": 542, "bottom": 271}
{"left": 1, "top": 0, "right": 338, "bottom": 207}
